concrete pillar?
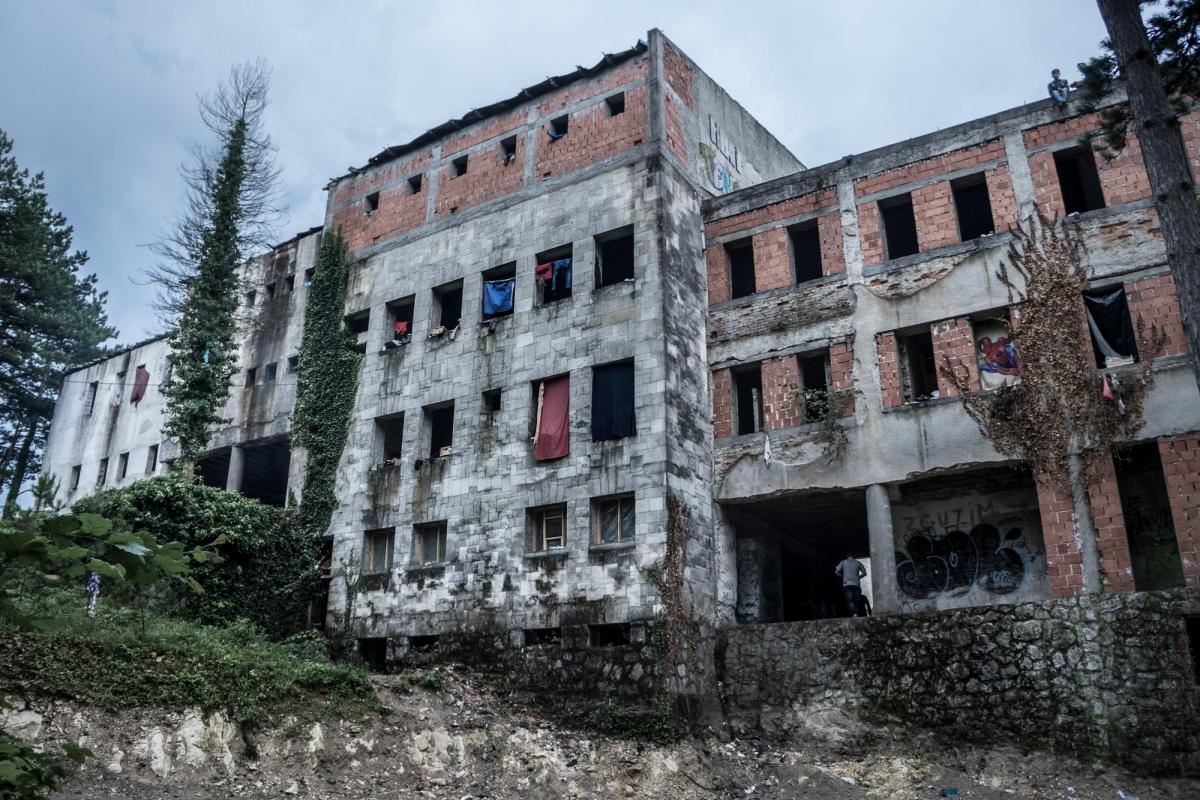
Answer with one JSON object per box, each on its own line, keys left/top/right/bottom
{"left": 225, "top": 445, "right": 245, "bottom": 493}
{"left": 866, "top": 483, "right": 899, "bottom": 614}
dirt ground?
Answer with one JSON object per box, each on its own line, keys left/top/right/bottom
{"left": 31, "top": 666, "right": 1200, "bottom": 800}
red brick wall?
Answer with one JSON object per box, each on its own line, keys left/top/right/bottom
{"left": 707, "top": 245, "right": 731, "bottom": 305}
{"left": 329, "top": 149, "right": 435, "bottom": 251}
{"left": 435, "top": 142, "right": 526, "bottom": 218}
{"left": 705, "top": 188, "right": 838, "bottom": 240}
{"left": 442, "top": 108, "right": 527, "bottom": 157}
{"left": 1028, "top": 149, "right": 1067, "bottom": 220}
{"left": 858, "top": 200, "right": 884, "bottom": 266}
{"left": 1097, "top": 132, "right": 1152, "bottom": 206}
{"left": 817, "top": 212, "right": 846, "bottom": 276}
{"left": 876, "top": 332, "right": 903, "bottom": 408}
{"left": 537, "top": 59, "right": 647, "bottom": 116}
{"left": 1159, "top": 433, "right": 1200, "bottom": 586}
{"left": 830, "top": 336, "right": 855, "bottom": 417}
{"left": 985, "top": 162, "right": 1019, "bottom": 233}
{"left": 1086, "top": 453, "right": 1135, "bottom": 593}
{"left": 912, "top": 181, "right": 958, "bottom": 252}
{"left": 712, "top": 369, "right": 733, "bottom": 440}
{"left": 761, "top": 356, "right": 801, "bottom": 430}
{"left": 752, "top": 227, "right": 791, "bottom": 293}
{"left": 853, "top": 139, "right": 1006, "bottom": 198}
{"left": 664, "top": 94, "right": 688, "bottom": 164}
{"left": 931, "top": 317, "right": 980, "bottom": 398}
{"left": 535, "top": 85, "right": 648, "bottom": 180}
{"left": 662, "top": 42, "right": 694, "bottom": 108}
{"left": 1036, "top": 476, "right": 1085, "bottom": 598}
{"left": 1125, "top": 272, "right": 1189, "bottom": 357}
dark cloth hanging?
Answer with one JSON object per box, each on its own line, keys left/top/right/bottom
{"left": 130, "top": 367, "right": 151, "bottom": 406}
{"left": 534, "top": 375, "right": 570, "bottom": 461}
{"left": 483, "top": 278, "right": 515, "bottom": 316}
{"left": 591, "top": 362, "right": 636, "bottom": 441}
{"left": 1084, "top": 289, "right": 1137, "bottom": 364}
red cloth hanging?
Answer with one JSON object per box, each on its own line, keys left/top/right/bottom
{"left": 534, "top": 375, "right": 570, "bottom": 461}
{"left": 394, "top": 320, "right": 409, "bottom": 336}
{"left": 535, "top": 261, "right": 553, "bottom": 282}
{"left": 1102, "top": 374, "right": 1114, "bottom": 400}
{"left": 130, "top": 367, "right": 151, "bottom": 406}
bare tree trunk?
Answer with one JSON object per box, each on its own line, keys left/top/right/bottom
{"left": 1067, "top": 454, "right": 1102, "bottom": 593}
{"left": 0, "top": 422, "right": 26, "bottom": 497}
{"left": 3, "top": 416, "right": 39, "bottom": 517}
{"left": 1097, "top": 0, "right": 1200, "bottom": 395}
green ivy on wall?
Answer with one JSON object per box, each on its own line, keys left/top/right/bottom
{"left": 292, "top": 233, "right": 362, "bottom": 542}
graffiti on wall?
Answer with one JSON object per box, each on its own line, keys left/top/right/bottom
{"left": 896, "top": 522, "right": 1035, "bottom": 599}
{"left": 699, "top": 142, "right": 740, "bottom": 194}
{"left": 974, "top": 320, "right": 1020, "bottom": 390}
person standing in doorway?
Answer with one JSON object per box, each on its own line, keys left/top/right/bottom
{"left": 835, "top": 552, "right": 867, "bottom": 618}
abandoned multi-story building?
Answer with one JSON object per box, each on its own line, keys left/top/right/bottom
{"left": 43, "top": 30, "right": 1200, "bottom": 658}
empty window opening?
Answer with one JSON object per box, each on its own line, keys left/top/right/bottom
{"left": 605, "top": 92, "right": 626, "bottom": 116}
{"left": 408, "top": 174, "right": 423, "bottom": 194}
{"left": 86, "top": 381, "right": 99, "bottom": 415}
{"left": 595, "top": 226, "right": 635, "bottom": 287}
{"left": 588, "top": 622, "right": 631, "bottom": 647}
{"left": 726, "top": 238, "right": 756, "bottom": 299}
{"left": 1054, "top": 147, "right": 1106, "bottom": 214}
{"left": 287, "top": 356, "right": 299, "bottom": 373}
{"left": 266, "top": 282, "right": 276, "bottom": 300}
{"left": 375, "top": 413, "right": 405, "bottom": 464}
{"left": 265, "top": 362, "right": 278, "bottom": 382}
{"left": 1084, "top": 287, "right": 1138, "bottom": 368}
{"left": 362, "top": 527, "right": 394, "bottom": 575}
{"left": 303, "top": 268, "right": 314, "bottom": 288}
{"left": 96, "top": 457, "right": 109, "bottom": 488}
{"left": 364, "top": 192, "right": 380, "bottom": 215}
{"left": 408, "top": 634, "right": 439, "bottom": 652}
{"left": 244, "top": 290, "right": 257, "bottom": 308}
{"left": 482, "top": 263, "right": 516, "bottom": 320}
{"left": 880, "top": 193, "right": 919, "bottom": 259}
{"left": 1115, "top": 443, "right": 1185, "bottom": 591}
{"left": 430, "top": 281, "right": 463, "bottom": 332}
{"left": 524, "top": 627, "right": 561, "bottom": 646}
{"left": 246, "top": 367, "right": 257, "bottom": 386}
{"left": 790, "top": 221, "right": 822, "bottom": 283}
{"left": 145, "top": 444, "right": 159, "bottom": 475}
{"left": 358, "top": 638, "right": 388, "bottom": 673}
{"left": 117, "top": 452, "right": 129, "bottom": 481}
{"left": 196, "top": 447, "right": 231, "bottom": 491}
{"left": 799, "top": 351, "right": 832, "bottom": 422}
{"left": 413, "top": 522, "right": 448, "bottom": 565}
{"left": 532, "top": 375, "right": 570, "bottom": 461}
{"left": 284, "top": 275, "right": 295, "bottom": 293}
{"left": 952, "top": 174, "right": 996, "bottom": 241}
{"left": 899, "top": 331, "right": 938, "bottom": 402}
{"left": 1186, "top": 617, "right": 1200, "bottom": 685}
{"left": 591, "top": 360, "right": 635, "bottom": 441}
{"left": 549, "top": 115, "right": 569, "bottom": 140}
{"left": 535, "top": 244, "right": 573, "bottom": 303}
{"left": 482, "top": 389, "right": 502, "bottom": 425}
{"left": 500, "top": 135, "right": 518, "bottom": 163}
{"left": 238, "top": 438, "right": 290, "bottom": 507}
{"left": 346, "top": 309, "right": 371, "bottom": 353}
{"left": 527, "top": 503, "right": 568, "bottom": 552}
{"left": 385, "top": 295, "right": 415, "bottom": 347}
{"left": 592, "top": 493, "right": 635, "bottom": 545}
{"left": 69, "top": 465, "right": 81, "bottom": 492}
{"left": 452, "top": 155, "right": 468, "bottom": 177}
{"left": 733, "top": 364, "right": 764, "bottom": 435}
{"left": 426, "top": 403, "right": 455, "bottom": 458}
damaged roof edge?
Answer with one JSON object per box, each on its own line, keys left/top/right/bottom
{"left": 330, "top": 39, "right": 649, "bottom": 186}
{"left": 66, "top": 331, "right": 173, "bottom": 376}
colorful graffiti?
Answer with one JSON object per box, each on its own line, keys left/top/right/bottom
{"left": 699, "top": 141, "right": 739, "bottom": 195}
{"left": 974, "top": 320, "right": 1020, "bottom": 390}
{"left": 896, "top": 523, "right": 1032, "bottom": 599}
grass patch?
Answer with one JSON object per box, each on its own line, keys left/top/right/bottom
{"left": 0, "top": 589, "right": 375, "bottom": 722}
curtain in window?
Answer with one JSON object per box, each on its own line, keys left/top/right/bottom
{"left": 591, "top": 362, "right": 635, "bottom": 441}
{"left": 1084, "top": 289, "right": 1136, "bottom": 363}
{"left": 483, "top": 278, "right": 514, "bottom": 316}
{"left": 534, "top": 375, "right": 570, "bottom": 461}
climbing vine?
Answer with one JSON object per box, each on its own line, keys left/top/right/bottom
{"left": 292, "top": 233, "right": 362, "bottom": 541}
{"left": 940, "top": 213, "right": 1165, "bottom": 488}
{"left": 785, "top": 387, "right": 852, "bottom": 462}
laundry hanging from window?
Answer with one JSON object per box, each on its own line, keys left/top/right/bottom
{"left": 534, "top": 375, "right": 570, "bottom": 461}
{"left": 591, "top": 362, "right": 635, "bottom": 441}
{"left": 130, "top": 366, "right": 151, "bottom": 406}
{"left": 482, "top": 277, "right": 515, "bottom": 317}
{"left": 1084, "top": 288, "right": 1137, "bottom": 367}
{"left": 537, "top": 258, "right": 572, "bottom": 302}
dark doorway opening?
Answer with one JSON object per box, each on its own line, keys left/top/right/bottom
{"left": 1115, "top": 443, "right": 1185, "bottom": 590}
{"left": 241, "top": 438, "right": 291, "bottom": 507}
{"left": 1054, "top": 147, "right": 1106, "bottom": 214}
{"left": 726, "top": 238, "right": 756, "bottom": 299}
{"left": 880, "top": 193, "right": 919, "bottom": 259}
{"left": 196, "top": 447, "right": 231, "bottom": 490}
{"left": 358, "top": 638, "right": 388, "bottom": 672}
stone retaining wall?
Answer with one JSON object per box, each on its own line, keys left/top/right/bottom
{"left": 718, "top": 589, "right": 1200, "bottom": 775}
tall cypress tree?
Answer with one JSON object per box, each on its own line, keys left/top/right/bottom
{"left": 154, "top": 62, "right": 281, "bottom": 468}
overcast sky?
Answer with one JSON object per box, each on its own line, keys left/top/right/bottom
{"left": 1, "top": 1, "right": 1109, "bottom": 346}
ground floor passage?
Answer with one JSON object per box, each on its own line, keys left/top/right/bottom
{"left": 196, "top": 436, "right": 291, "bottom": 507}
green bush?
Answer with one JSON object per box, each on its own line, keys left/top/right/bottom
{"left": 75, "top": 474, "right": 318, "bottom": 637}
{"left": 0, "top": 589, "right": 373, "bottom": 723}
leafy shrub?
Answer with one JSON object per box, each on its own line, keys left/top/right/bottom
{"left": 75, "top": 474, "right": 318, "bottom": 638}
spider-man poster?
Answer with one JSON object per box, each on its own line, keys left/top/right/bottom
{"left": 974, "top": 321, "right": 1020, "bottom": 389}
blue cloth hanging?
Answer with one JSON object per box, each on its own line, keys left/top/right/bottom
{"left": 553, "top": 258, "right": 572, "bottom": 292}
{"left": 482, "top": 278, "right": 515, "bottom": 316}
